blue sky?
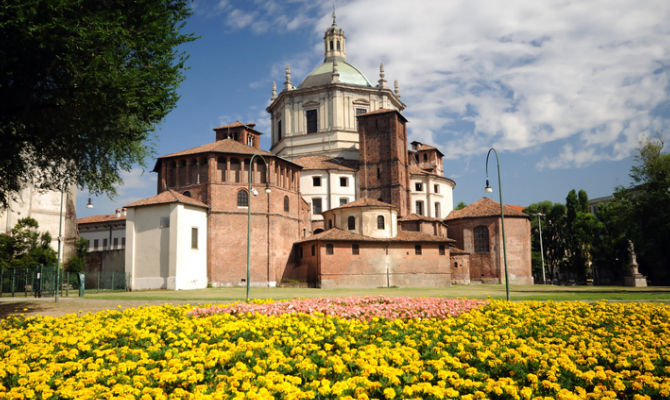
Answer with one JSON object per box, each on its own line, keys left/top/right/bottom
{"left": 77, "top": 0, "right": 670, "bottom": 218}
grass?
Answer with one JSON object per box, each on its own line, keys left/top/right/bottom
{"left": 82, "top": 284, "right": 670, "bottom": 302}
{"left": 2, "top": 285, "right": 669, "bottom": 318}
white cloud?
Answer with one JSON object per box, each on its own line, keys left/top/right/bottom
{"left": 290, "top": 0, "right": 670, "bottom": 170}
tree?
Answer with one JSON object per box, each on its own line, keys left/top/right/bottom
{"left": 0, "top": 217, "right": 57, "bottom": 269}
{"left": 615, "top": 139, "right": 670, "bottom": 284}
{"left": 0, "top": 0, "right": 196, "bottom": 207}
{"left": 455, "top": 201, "right": 467, "bottom": 210}
{"left": 65, "top": 238, "right": 89, "bottom": 273}
{"left": 524, "top": 201, "right": 568, "bottom": 283}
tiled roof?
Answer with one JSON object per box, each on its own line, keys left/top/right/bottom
{"left": 398, "top": 213, "right": 445, "bottom": 223}
{"left": 450, "top": 247, "right": 469, "bottom": 255}
{"left": 407, "top": 165, "right": 456, "bottom": 186}
{"left": 213, "top": 121, "right": 255, "bottom": 130}
{"left": 159, "top": 138, "right": 274, "bottom": 159}
{"left": 125, "top": 190, "right": 209, "bottom": 209}
{"left": 358, "top": 108, "right": 407, "bottom": 122}
{"left": 297, "top": 228, "right": 454, "bottom": 243}
{"left": 294, "top": 156, "right": 357, "bottom": 171}
{"left": 330, "top": 197, "right": 397, "bottom": 211}
{"left": 77, "top": 214, "right": 126, "bottom": 225}
{"left": 507, "top": 205, "right": 526, "bottom": 212}
{"left": 445, "top": 197, "right": 528, "bottom": 220}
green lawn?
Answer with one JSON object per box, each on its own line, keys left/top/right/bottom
{"left": 82, "top": 284, "right": 670, "bottom": 302}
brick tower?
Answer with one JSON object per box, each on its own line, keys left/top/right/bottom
{"left": 357, "top": 109, "right": 411, "bottom": 216}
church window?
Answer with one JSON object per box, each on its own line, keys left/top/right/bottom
{"left": 311, "top": 245, "right": 315, "bottom": 256}
{"left": 93, "top": 239, "right": 99, "bottom": 250}
{"left": 439, "top": 245, "right": 445, "bottom": 255}
{"left": 423, "top": 153, "right": 428, "bottom": 162}
{"left": 312, "top": 198, "right": 322, "bottom": 214}
{"left": 355, "top": 108, "right": 367, "bottom": 129}
{"left": 328, "top": 219, "right": 333, "bottom": 229}
{"left": 347, "top": 216, "right": 355, "bottom": 230}
{"left": 415, "top": 201, "right": 424, "bottom": 216}
{"left": 298, "top": 246, "right": 303, "bottom": 259}
{"left": 339, "top": 197, "right": 348, "bottom": 206}
{"left": 313, "top": 176, "right": 321, "bottom": 187}
{"left": 352, "top": 243, "right": 359, "bottom": 255}
{"left": 191, "top": 227, "right": 198, "bottom": 249}
{"left": 284, "top": 196, "right": 289, "bottom": 212}
{"left": 326, "top": 243, "right": 333, "bottom": 255}
{"left": 340, "top": 177, "right": 348, "bottom": 187}
{"left": 415, "top": 245, "right": 422, "bottom": 255}
{"left": 330, "top": 40, "right": 334, "bottom": 51}
{"left": 474, "top": 226, "right": 490, "bottom": 253}
{"left": 237, "top": 189, "right": 249, "bottom": 207}
{"left": 435, "top": 202, "right": 441, "bottom": 218}
{"left": 377, "top": 215, "right": 385, "bottom": 229}
{"left": 103, "top": 238, "right": 108, "bottom": 249}
{"left": 377, "top": 168, "right": 381, "bottom": 179}
{"left": 415, "top": 182, "right": 423, "bottom": 191}
{"left": 306, "top": 109, "right": 318, "bottom": 133}
{"left": 113, "top": 237, "right": 118, "bottom": 249}
{"left": 434, "top": 184, "right": 439, "bottom": 193}
{"left": 336, "top": 40, "right": 340, "bottom": 51}
{"left": 277, "top": 120, "right": 282, "bottom": 141}
{"left": 247, "top": 135, "right": 253, "bottom": 146}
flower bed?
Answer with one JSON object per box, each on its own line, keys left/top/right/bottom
{"left": 0, "top": 300, "right": 669, "bottom": 399}
{"left": 189, "top": 296, "right": 486, "bottom": 320}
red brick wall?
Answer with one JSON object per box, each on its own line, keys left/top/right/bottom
{"left": 290, "top": 240, "right": 451, "bottom": 288}
{"left": 446, "top": 216, "right": 533, "bottom": 284}
{"left": 358, "top": 111, "right": 411, "bottom": 216}
{"left": 450, "top": 253, "right": 471, "bottom": 284}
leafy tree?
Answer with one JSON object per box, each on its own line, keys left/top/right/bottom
{"left": 455, "top": 201, "right": 467, "bottom": 210}
{"left": 614, "top": 139, "right": 670, "bottom": 284}
{"left": 65, "top": 238, "right": 89, "bottom": 273}
{"left": 0, "top": 217, "right": 57, "bottom": 269}
{"left": 0, "top": 0, "right": 196, "bottom": 207}
{"left": 524, "top": 201, "right": 568, "bottom": 283}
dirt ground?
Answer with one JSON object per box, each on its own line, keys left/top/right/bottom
{"left": 0, "top": 297, "right": 201, "bottom": 319}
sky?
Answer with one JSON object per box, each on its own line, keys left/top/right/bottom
{"left": 77, "top": 0, "right": 670, "bottom": 218}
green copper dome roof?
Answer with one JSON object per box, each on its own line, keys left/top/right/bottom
{"left": 298, "top": 57, "right": 373, "bottom": 89}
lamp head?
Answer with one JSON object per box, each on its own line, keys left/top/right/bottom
{"left": 251, "top": 187, "right": 259, "bottom": 196}
{"left": 86, "top": 198, "right": 93, "bottom": 208}
{"left": 265, "top": 182, "right": 271, "bottom": 194}
{"left": 484, "top": 178, "right": 493, "bottom": 193}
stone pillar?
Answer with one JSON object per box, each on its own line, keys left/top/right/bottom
{"left": 624, "top": 240, "right": 648, "bottom": 287}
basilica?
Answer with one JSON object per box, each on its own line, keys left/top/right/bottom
{"left": 123, "top": 15, "right": 533, "bottom": 289}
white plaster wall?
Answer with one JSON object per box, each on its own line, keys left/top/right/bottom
{"left": 271, "top": 87, "right": 401, "bottom": 160}
{"left": 409, "top": 175, "right": 454, "bottom": 218}
{"left": 300, "top": 169, "right": 357, "bottom": 221}
{"left": 173, "top": 204, "right": 208, "bottom": 290}
{"left": 327, "top": 207, "right": 397, "bottom": 238}
{"left": 125, "top": 205, "right": 172, "bottom": 290}
{"left": 80, "top": 226, "right": 126, "bottom": 251}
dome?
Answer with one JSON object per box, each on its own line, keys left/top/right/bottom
{"left": 298, "top": 57, "right": 373, "bottom": 89}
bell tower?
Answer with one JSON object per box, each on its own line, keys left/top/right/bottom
{"left": 323, "top": 11, "right": 346, "bottom": 61}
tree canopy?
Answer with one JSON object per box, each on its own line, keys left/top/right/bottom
{"left": 0, "top": 217, "right": 57, "bottom": 269}
{"left": 0, "top": 0, "right": 196, "bottom": 207}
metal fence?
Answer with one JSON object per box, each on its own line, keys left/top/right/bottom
{"left": 0, "top": 267, "right": 129, "bottom": 297}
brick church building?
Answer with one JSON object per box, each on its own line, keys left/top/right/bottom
{"left": 123, "top": 14, "right": 532, "bottom": 289}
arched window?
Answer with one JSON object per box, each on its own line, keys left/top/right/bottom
{"left": 347, "top": 216, "right": 355, "bottom": 230}
{"left": 284, "top": 196, "right": 289, "bottom": 212}
{"left": 328, "top": 219, "right": 333, "bottom": 229}
{"left": 474, "top": 226, "right": 489, "bottom": 253}
{"left": 377, "top": 215, "right": 385, "bottom": 229}
{"left": 237, "top": 189, "right": 249, "bottom": 207}
{"left": 183, "top": 191, "right": 191, "bottom": 197}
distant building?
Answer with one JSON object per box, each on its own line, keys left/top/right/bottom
{"left": 77, "top": 209, "right": 127, "bottom": 276}
{"left": 1, "top": 184, "right": 77, "bottom": 262}
{"left": 446, "top": 197, "right": 533, "bottom": 284}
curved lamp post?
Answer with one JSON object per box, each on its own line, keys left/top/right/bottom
{"left": 485, "top": 148, "right": 510, "bottom": 301}
{"left": 247, "top": 154, "right": 271, "bottom": 302}
{"left": 534, "top": 212, "right": 547, "bottom": 284}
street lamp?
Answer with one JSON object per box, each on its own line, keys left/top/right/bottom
{"left": 247, "top": 154, "right": 271, "bottom": 302}
{"left": 86, "top": 198, "right": 93, "bottom": 208}
{"left": 534, "top": 213, "right": 547, "bottom": 284}
{"left": 485, "top": 148, "right": 510, "bottom": 301}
